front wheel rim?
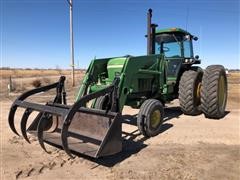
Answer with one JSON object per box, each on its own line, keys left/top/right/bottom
{"left": 150, "top": 109, "right": 161, "bottom": 129}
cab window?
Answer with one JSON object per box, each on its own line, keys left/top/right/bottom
{"left": 155, "top": 33, "right": 182, "bottom": 58}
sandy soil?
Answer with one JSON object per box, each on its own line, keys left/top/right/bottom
{"left": 0, "top": 74, "right": 240, "bottom": 180}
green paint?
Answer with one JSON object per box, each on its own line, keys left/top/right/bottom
{"left": 156, "top": 27, "right": 193, "bottom": 37}
{"left": 75, "top": 28, "right": 200, "bottom": 112}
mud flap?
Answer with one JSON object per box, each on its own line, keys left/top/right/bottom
{"left": 8, "top": 76, "right": 122, "bottom": 158}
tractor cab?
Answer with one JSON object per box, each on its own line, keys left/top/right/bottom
{"left": 155, "top": 28, "right": 195, "bottom": 59}
{"left": 151, "top": 28, "right": 199, "bottom": 95}
{"left": 154, "top": 28, "right": 200, "bottom": 78}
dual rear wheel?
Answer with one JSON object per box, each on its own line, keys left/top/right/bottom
{"left": 179, "top": 65, "right": 227, "bottom": 119}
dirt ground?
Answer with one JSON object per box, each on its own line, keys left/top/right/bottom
{"left": 0, "top": 73, "right": 239, "bottom": 180}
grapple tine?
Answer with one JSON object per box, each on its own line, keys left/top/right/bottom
{"left": 8, "top": 105, "right": 20, "bottom": 136}
{"left": 61, "top": 122, "right": 74, "bottom": 158}
{"left": 37, "top": 113, "right": 50, "bottom": 153}
{"left": 20, "top": 108, "right": 33, "bottom": 143}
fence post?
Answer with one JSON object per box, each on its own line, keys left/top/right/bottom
{"left": 8, "top": 76, "right": 13, "bottom": 95}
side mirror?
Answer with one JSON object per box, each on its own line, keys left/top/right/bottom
{"left": 185, "top": 35, "right": 191, "bottom": 40}
{"left": 195, "top": 55, "right": 199, "bottom": 59}
{"left": 193, "top": 36, "right": 198, "bottom": 41}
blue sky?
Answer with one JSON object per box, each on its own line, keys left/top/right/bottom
{"left": 1, "top": 0, "right": 239, "bottom": 69}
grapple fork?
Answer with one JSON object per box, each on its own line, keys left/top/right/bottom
{"left": 8, "top": 76, "right": 122, "bottom": 158}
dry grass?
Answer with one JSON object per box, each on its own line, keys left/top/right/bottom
{"left": 227, "top": 72, "right": 240, "bottom": 84}
{"left": 31, "top": 79, "right": 42, "bottom": 88}
{"left": 0, "top": 69, "right": 85, "bottom": 96}
{"left": 0, "top": 69, "right": 85, "bottom": 79}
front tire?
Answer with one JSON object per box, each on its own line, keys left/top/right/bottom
{"left": 137, "top": 99, "right": 164, "bottom": 137}
{"left": 201, "top": 65, "right": 227, "bottom": 119}
{"left": 94, "top": 95, "right": 109, "bottom": 110}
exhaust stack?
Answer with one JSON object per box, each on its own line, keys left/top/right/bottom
{"left": 147, "top": 9, "right": 158, "bottom": 55}
{"left": 147, "top": 9, "right": 152, "bottom": 55}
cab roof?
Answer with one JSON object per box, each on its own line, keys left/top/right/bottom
{"left": 155, "top": 27, "right": 194, "bottom": 37}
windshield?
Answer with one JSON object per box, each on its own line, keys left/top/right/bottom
{"left": 155, "top": 33, "right": 183, "bottom": 58}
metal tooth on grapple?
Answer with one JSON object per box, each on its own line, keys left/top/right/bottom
{"left": 37, "top": 113, "right": 51, "bottom": 153}
{"left": 8, "top": 105, "right": 19, "bottom": 136}
{"left": 61, "top": 121, "right": 73, "bottom": 158}
{"left": 20, "top": 108, "right": 33, "bottom": 143}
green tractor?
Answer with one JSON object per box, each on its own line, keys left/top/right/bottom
{"left": 9, "top": 9, "right": 227, "bottom": 158}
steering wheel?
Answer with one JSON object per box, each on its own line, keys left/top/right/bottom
{"left": 158, "top": 46, "right": 170, "bottom": 53}
{"left": 163, "top": 47, "right": 170, "bottom": 52}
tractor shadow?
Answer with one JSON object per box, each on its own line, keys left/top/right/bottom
{"left": 204, "top": 110, "right": 230, "bottom": 120}
{"left": 77, "top": 107, "right": 229, "bottom": 167}
{"left": 122, "top": 106, "right": 183, "bottom": 125}
{"left": 79, "top": 106, "right": 183, "bottom": 167}
{"left": 163, "top": 106, "right": 183, "bottom": 122}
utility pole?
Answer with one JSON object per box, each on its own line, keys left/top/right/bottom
{"left": 68, "top": 0, "right": 75, "bottom": 86}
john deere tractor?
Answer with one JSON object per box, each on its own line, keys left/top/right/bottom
{"left": 9, "top": 9, "right": 227, "bottom": 158}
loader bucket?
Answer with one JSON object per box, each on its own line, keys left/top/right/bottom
{"left": 27, "top": 107, "right": 122, "bottom": 158}
{"left": 8, "top": 76, "right": 122, "bottom": 158}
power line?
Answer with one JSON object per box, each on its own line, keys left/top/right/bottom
{"left": 185, "top": 7, "right": 189, "bottom": 31}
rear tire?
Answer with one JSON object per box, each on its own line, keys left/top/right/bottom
{"left": 179, "top": 70, "right": 203, "bottom": 115}
{"left": 137, "top": 99, "right": 164, "bottom": 137}
{"left": 201, "top": 65, "right": 227, "bottom": 119}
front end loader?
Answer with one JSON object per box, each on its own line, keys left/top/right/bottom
{"left": 8, "top": 9, "right": 227, "bottom": 158}
{"left": 9, "top": 76, "right": 122, "bottom": 158}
